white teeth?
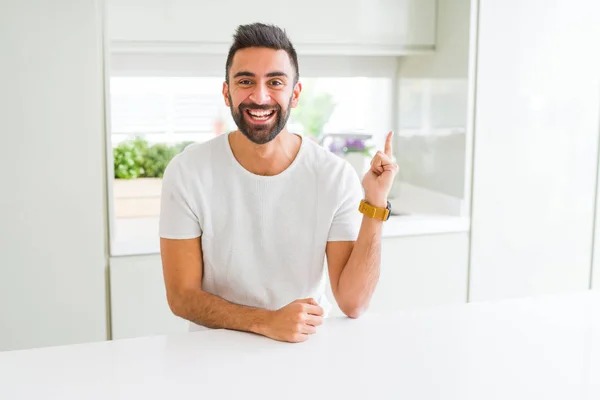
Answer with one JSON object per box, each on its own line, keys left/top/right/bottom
{"left": 248, "top": 110, "right": 274, "bottom": 118}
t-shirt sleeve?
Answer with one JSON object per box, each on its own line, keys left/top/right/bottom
{"left": 158, "top": 157, "right": 202, "bottom": 239}
{"left": 327, "top": 163, "right": 364, "bottom": 242}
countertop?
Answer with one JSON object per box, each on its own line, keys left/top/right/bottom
{"left": 382, "top": 214, "right": 469, "bottom": 237}
{"left": 1, "top": 291, "right": 599, "bottom": 399}
{"left": 112, "top": 214, "right": 470, "bottom": 256}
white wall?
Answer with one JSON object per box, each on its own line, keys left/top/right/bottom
{"left": 394, "top": 0, "right": 471, "bottom": 206}
{"left": 595, "top": 254, "right": 600, "bottom": 291}
{"left": 366, "top": 233, "right": 469, "bottom": 312}
{"left": 593, "top": 163, "right": 600, "bottom": 291}
{"left": 469, "top": 0, "right": 600, "bottom": 302}
{"left": 0, "top": 0, "right": 109, "bottom": 351}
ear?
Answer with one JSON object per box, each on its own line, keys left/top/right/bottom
{"left": 222, "top": 82, "right": 230, "bottom": 107}
{"left": 290, "top": 81, "right": 302, "bottom": 108}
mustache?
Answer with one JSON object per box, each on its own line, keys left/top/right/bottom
{"left": 239, "top": 103, "right": 280, "bottom": 111}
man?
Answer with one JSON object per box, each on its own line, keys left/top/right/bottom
{"left": 159, "top": 23, "right": 398, "bottom": 343}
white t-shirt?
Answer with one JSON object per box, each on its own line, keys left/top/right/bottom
{"left": 159, "top": 133, "right": 363, "bottom": 330}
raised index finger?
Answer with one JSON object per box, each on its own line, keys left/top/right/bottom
{"left": 384, "top": 131, "right": 393, "bottom": 157}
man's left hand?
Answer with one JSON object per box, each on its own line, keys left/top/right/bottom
{"left": 361, "top": 131, "right": 399, "bottom": 208}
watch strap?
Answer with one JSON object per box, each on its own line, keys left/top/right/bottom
{"left": 358, "top": 199, "right": 391, "bottom": 221}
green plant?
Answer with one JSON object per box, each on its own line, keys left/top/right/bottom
{"left": 141, "top": 143, "right": 181, "bottom": 178}
{"left": 113, "top": 138, "right": 195, "bottom": 179}
{"left": 113, "top": 138, "right": 146, "bottom": 179}
{"left": 291, "top": 84, "right": 336, "bottom": 139}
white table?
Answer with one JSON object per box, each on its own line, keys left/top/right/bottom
{"left": 1, "top": 291, "right": 599, "bottom": 399}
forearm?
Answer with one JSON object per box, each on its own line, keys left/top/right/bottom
{"left": 336, "top": 215, "right": 383, "bottom": 317}
{"left": 172, "top": 288, "right": 271, "bottom": 334}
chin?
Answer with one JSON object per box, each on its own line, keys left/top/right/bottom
{"left": 241, "top": 128, "right": 282, "bottom": 145}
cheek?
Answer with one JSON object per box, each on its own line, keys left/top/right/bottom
{"left": 275, "top": 91, "right": 293, "bottom": 108}
{"left": 231, "top": 89, "right": 253, "bottom": 106}
{"left": 229, "top": 96, "right": 243, "bottom": 110}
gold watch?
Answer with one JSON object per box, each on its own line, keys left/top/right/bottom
{"left": 358, "top": 199, "right": 391, "bottom": 221}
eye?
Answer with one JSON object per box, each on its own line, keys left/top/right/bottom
{"left": 238, "top": 79, "right": 253, "bottom": 85}
{"left": 269, "top": 80, "right": 284, "bottom": 87}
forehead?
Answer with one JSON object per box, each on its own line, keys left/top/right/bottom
{"left": 230, "top": 47, "right": 294, "bottom": 77}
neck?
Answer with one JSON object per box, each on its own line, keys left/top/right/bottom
{"left": 228, "top": 129, "right": 302, "bottom": 176}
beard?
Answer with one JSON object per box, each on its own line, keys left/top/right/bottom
{"left": 228, "top": 93, "right": 293, "bottom": 145}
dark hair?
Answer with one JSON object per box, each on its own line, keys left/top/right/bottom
{"left": 225, "top": 23, "right": 299, "bottom": 84}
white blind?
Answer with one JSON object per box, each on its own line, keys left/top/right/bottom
{"left": 172, "top": 94, "right": 220, "bottom": 132}
{"left": 110, "top": 93, "right": 168, "bottom": 133}
{"left": 109, "top": 77, "right": 228, "bottom": 137}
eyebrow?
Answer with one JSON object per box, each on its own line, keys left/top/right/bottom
{"left": 233, "top": 71, "right": 288, "bottom": 79}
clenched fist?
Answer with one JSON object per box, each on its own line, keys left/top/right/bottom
{"left": 261, "top": 298, "right": 324, "bottom": 343}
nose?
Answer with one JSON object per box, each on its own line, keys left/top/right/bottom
{"left": 249, "top": 83, "right": 271, "bottom": 105}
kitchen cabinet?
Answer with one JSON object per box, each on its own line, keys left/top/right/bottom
{"left": 468, "top": 0, "right": 600, "bottom": 301}
{"left": 327, "top": 233, "right": 469, "bottom": 317}
{"left": 106, "top": 0, "right": 436, "bottom": 55}
{"left": 110, "top": 232, "right": 469, "bottom": 339}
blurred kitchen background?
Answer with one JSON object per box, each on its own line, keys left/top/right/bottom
{"left": 2, "top": 0, "right": 599, "bottom": 351}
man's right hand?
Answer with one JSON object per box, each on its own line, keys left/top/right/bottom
{"left": 261, "top": 298, "right": 324, "bottom": 343}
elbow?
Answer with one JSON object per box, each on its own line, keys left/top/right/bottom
{"left": 166, "top": 296, "right": 181, "bottom": 318}
{"left": 340, "top": 301, "right": 369, "bottom": 319}
{"left": 345, "top": 309, "right": 364, "bottom": 319}
{"left": 336, "top": 290, "right": 374, "bottom": 319}
{"left": 165, "top": 288, "right": 186, "bottom": 318}
{"left": 166, "top": 286, "right": 206, "bottom": 319}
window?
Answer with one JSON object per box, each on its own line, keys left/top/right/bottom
{"left": 290, "top": 77, "right": 392, "bottom": 138}
{"left": 393, "top": 78, "right": 470, "bottom": 217}
{"left": 107, "top": 54, "right": 395, "bottom": 256}
{"left": 108, "top": 77, "right": 236, "bottom": 255}
{"left": 110, "top": 77, "right": 235, "bottom": 146}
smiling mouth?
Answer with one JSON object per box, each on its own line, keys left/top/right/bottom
{"left": 245, "top": 109, "right": 275, "bottom": 122}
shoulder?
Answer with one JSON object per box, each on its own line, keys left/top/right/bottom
{"left": 165, "top": 134, "right": 227, "bottom": 175}
{"left": 175, "top": 134, "right": 226, "bottom": 165}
